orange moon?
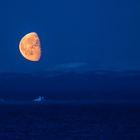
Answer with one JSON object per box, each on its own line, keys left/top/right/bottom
{"left": 19, "top": 32, "right": 41, "bottom": 61}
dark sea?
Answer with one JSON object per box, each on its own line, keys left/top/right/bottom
{"left": 0, "top": 103, "right": 140, "bottom": 140}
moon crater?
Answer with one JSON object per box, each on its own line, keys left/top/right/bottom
{"left": 19, "top": 32, "right": 41, "bottom": 61}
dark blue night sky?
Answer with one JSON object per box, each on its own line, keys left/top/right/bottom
{"left": 0, "top": 0, "right": 140, "bottom": 72}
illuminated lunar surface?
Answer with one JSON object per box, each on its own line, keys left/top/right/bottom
{"left": 19, "top": 32, "right": 41, "bottom": 61}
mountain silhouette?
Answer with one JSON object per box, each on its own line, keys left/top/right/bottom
{"left": 0, "top": 70, "right": 140, "bottom": 101}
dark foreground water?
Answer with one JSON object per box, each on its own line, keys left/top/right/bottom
{"left": 0, "top": 103, "right": 140, "bottom": 140}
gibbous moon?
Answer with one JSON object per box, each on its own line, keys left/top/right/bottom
{"left": 19, "top": 32, "right": 41, "bottom": 61}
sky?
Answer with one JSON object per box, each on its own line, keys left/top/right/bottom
{"left": 0, "top": 0, "right": 140, "bottom": 72}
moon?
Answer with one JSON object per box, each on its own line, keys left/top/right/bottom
{"left": 19, "top": 32, "right": 41, "bottom": 61}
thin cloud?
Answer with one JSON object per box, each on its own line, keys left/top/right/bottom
{"left": 54, "top": 62, "right": 88, "bottom": 70}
